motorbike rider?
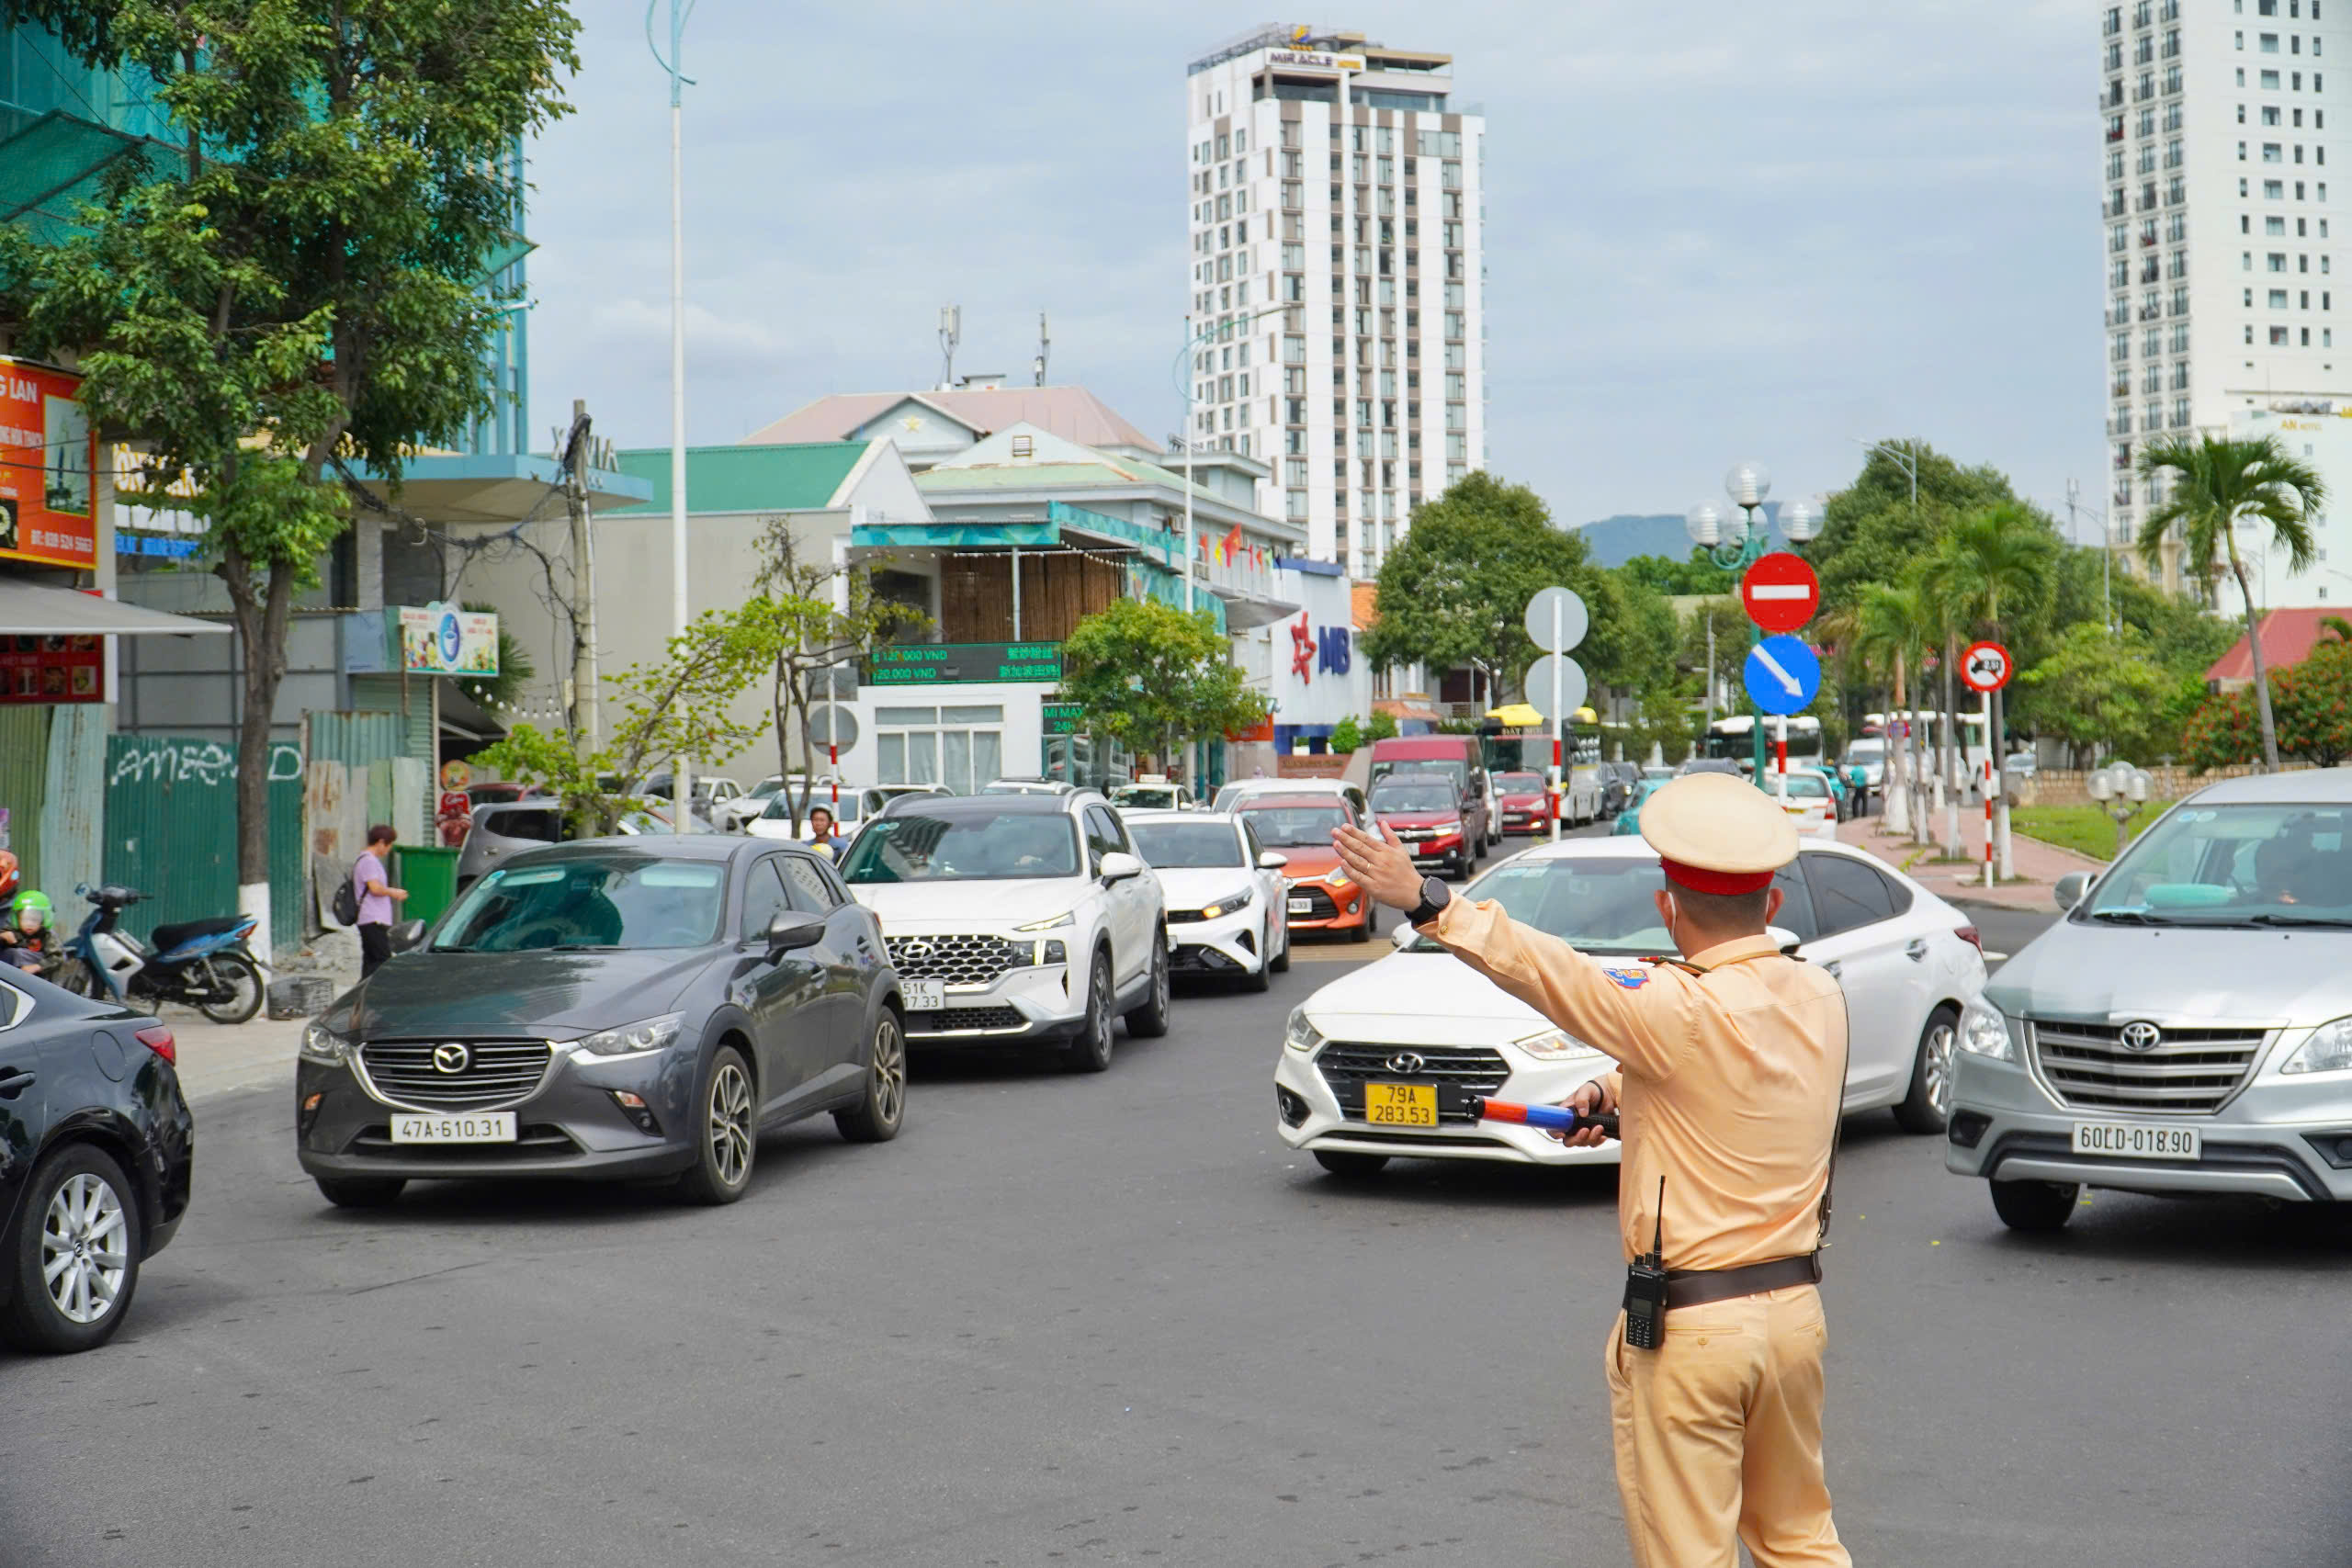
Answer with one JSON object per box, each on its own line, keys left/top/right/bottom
{"left": 0, "top": 889, "right": 56, "bottom": 974}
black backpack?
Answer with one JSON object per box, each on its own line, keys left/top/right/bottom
{"left": 331, "top": 860, "right": 361, "bottom": 927}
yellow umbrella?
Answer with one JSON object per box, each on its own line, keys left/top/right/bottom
{"left": 1485, "top": 703, "right": 1545, "bottom": 728}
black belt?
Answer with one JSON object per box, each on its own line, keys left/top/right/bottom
{"left": 1663, "top": 1252, "right": 1821, "bottom": 1309}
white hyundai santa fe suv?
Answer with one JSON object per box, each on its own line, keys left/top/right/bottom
{"left": 839, "top": 791, "right": 1170, "bottom": 1071}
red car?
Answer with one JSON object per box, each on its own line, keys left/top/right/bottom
{"left": 1493, "top": 771, "right": 1556, "bottom": 835}
{"left": 1367, "top": 774, "right": 1480, "bottom": 877}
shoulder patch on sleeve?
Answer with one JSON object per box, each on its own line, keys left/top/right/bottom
{"left": 1601, "top": 966, "right": 1651, "bottom": 989}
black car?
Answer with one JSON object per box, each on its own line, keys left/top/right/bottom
{"left": 0, "top": 965, "right": 193, "bottom": 1353}
{"left": 296, "top": 836, "right": 906, "bottom": 1209}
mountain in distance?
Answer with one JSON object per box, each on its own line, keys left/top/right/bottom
{"left": 1570, "top": 507, "right": 1791, "bottom": 569}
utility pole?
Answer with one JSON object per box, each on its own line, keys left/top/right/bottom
{"left": 564, "top": 400, "right": 602, "bottom": 753}
{"left": 939, "top": 304, "right": 961, "bottom": 391}
{"left": 1035, "top": 312, "right": 1050, "bottom": 386}
{"left": 650, "top": 0, "right": 694, "bottom": 833}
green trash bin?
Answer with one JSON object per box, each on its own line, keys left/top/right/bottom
{"left": 394, "top": 845, "right": 461, "bottom": 927}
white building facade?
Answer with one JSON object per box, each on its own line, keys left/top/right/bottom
{"left": 2104, "top": 0, "right": 2351, "bottom": 591}
{"left": 1185, "top": 25, "right": 1486, "bottom": 576}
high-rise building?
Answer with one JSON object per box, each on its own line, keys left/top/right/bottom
{"left": 2102, "top": 0, "right": 2346, "bottom": 593}
{"left": 1186, "top": 25, "right": 1486, "bottom": 573}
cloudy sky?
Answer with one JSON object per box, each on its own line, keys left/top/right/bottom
{"left": 524, "top": 0, "right": 2096, "bottom": 537}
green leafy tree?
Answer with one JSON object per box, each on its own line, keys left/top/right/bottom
{"left": 1618, "top": 548, "right": 1736, "bottom": 597}
{"left": 2137, "top": 433, "right": 2325, "bottom": 770}
{"left": 1813, "top": 441, "right": 2027, "bottom": 617}
{"left": 1329, "top": 716, "right": 1364, "bottom": 755}
{"left": 2179, "top": 641, "right": 2352, "bottom": 771}
{"left": 1679, "top": 597, "right": 1747, "bottom": 704}
{"left": 1058, "top": 598, "right": 1267, "bottom": 770}
{"left": 2015, "top": 624, "right": 2184, "bottom": 765}
{"left": 1362, "top": 473, "right": 1620, "bottom": 698}
{"left": 1364, "top": 709, "right": 1399, "bottom": 743}
{"left": 747, "top": 522, "right": 927, "bottom": 833}
{"left": 0, "top": 0, "right": 580, "bottom": 898}
{"left": 1847, "top": 579, "right": 1935, "bottom": 818}
{"left": 1929, "top": 501, "right": 2061, "bottom": 767}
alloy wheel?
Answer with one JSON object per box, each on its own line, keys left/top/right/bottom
{"left": 871, "top": 1017, "right": 906, "bottom": 1126}
{"left": 42, "top": 1172, "right": 129, "bottom": 1326}
{"left": 1923, "top": 1019, "right": 1957, "bottom": 1119}
{"left": 708, "top": 1060, "right": 754, "bottom": 1187}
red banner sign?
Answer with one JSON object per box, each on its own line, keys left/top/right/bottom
{"left": 0, "top": 356, "right": 98, "bottom": 570}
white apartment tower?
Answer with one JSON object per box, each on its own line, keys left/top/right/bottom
{"left": 2104, "top": 0, "right": 2348, "bottom": 592}
{"left": 1186, "top": 25, "right": 1487, "bottom": 572}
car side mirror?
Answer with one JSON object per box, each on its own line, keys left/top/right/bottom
{"left": 1766, "top": 924, "right": 1802, "bottom": 957}
{"left": 1257, "top": 850, "right": 1288, "bottom": 871}
{"left": 764, "top": 909, "right": 827, "bottom": 953}
{"left": 1100, "top": 851, "right": 1143, "bottom": 884}
{"left": 1391, "top": 920, "right": 1419, "bottom": 950}
{"left": 2053, "top": 871, "right": 2092, "bottom": 912}
{"left": 389, "top": 919, "right": 428, "bottom": 953}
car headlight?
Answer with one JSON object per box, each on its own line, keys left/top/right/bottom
{"left": 1015, "top": 910, "right": 1076, "bottom": 931}
{"left": 1201, "top": 887, "right": 1255, "bottom": 919}
{"left": 300, "top": 1021, "right": 353, "bottom": 1066}
{"left": 1514, "top": 1028, "right": 1602, "bottom": 1061}
{"left": 2280, "top": 1015, "right": 2352, "bottom": 1076}
{"left": 1284, "top": 1007, "right": 1323, "bottom": 1055}
{"left": 1435, "top": 820, "right": 1462, "bottom": 835}
{"left": 1325, "top": 867, "right": 1352, "bottom": 886}
{"left": 573, "top": 1012, "right": 686, "bottom": 1059}
{"left": 1957, "top": 999, "right": 2015, "bottom": 1062}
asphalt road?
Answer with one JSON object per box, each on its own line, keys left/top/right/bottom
{"left": 4, "top": 834, "right": 2346, "bottom": 1567}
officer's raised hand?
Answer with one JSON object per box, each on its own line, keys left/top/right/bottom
{"left": 1332, "top": 819, "right": 1424, "bottom": 911}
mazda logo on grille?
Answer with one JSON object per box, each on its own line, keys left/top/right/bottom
{"left": 2119, "top": 1021, "right": 2164, "bottom": 1053}
{"left": 432, "top": 1043, "right": 471, "bottom": 1074}
{"left": 1386, "top": 1052, "right": 1427, "bottom": 1075}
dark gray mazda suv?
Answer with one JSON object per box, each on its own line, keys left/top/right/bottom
{"left": 295, "top": 836, "right": 906, "bottom": 1208}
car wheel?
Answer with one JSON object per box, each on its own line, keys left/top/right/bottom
{"left": 1313, "top": 1150, "right": 1390, "bottom": 1180}
{"left": 1990, "top": 1179, "right": 2079, "bottom": 1233}
{"left": 1, "top": 1145, "right": 142, "bottom": 1354}
{"left": 1245, "top": 921, "right": 1273, "bottom": 992}
{"left": 1125, "top": 934, "right": 1171, "bottom": 1038}
{"left": 1065, "top": 950, "right": 1116, "bottom": 1073}
{"left": 835, "top": 1010, "right": 906, "bottom": 1143}
{"left": 678, "top": 1043, "right": 756, "bottom": 1205}
{"left": 1270, "top": 919, "right": 1291, "bottom": 974}
{"left": 314, "top": 1177, "right": 406, "bottom": 1209}
{"left": 198, "top": 953, "right": 266, "bottom": 1025}
{"left": 1894, "top": 1005, "right": 1959, "bottom": 1134}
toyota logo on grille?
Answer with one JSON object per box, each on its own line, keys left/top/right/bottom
{"left": 432, "top": 1043, "right": 471, "bottom": 1074}
{"left": 2119, "top": 1021, "right": 2164, "bottom": 1053}
{"left": 1385, "top": 1052, "right": 1427, "bottom": 1076}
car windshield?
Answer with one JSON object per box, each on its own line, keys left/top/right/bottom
{"left": 432, "top": 856, "right": 725, "bottom": 952}
{"left": 1371, "top": 783, "right": 1456, "bottom": 814}
{"left": 1373, "top": 758, "right": 1467, "bottom": 790}
{"left": 840, "top": 808, "right": 1080, "bottom": 882}
{"left": 1846, "top": 741, "right": 1884, "bottom": 761}
{"left": 1495, "top": 773, "right": 1544, "bottom": 793}
{"left": 1235, "top": 801, "right": 1348, "bottom": 846}
{"left": 2081, "top": 803, "right": 2352, "bottom": 923}
{"left": 1402, "top": 857, "right": 1672, "bottom": 954}
{"left": 1127, "top": 821, "right": 1243, "bottom": 868}
{"left": 1770, "top": 775, "right": 1829, "bottom": 798}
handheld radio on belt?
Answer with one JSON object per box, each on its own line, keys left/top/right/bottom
{"left": 1623, "top": 1177, "right": 1669, "bottom": 1350}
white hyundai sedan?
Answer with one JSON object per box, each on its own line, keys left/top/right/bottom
{"left": 1275, "top": 836, "right": 1989, "bottom": 1179}
{"left": 1123, "top": 810, "right": 1292, "bottom": 989}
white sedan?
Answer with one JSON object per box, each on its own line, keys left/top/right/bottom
{"left": 1123, "top": 810, "right": 1291, "bottom": 990}
{"left": 1760, "top": 770, "right": 1839, "bottom": 840}
{"left": 1275, "top": 836, "right": 1989, "bottom": 1179}
{"left": 746, "top": 790, "right": 864, "bottom": 841}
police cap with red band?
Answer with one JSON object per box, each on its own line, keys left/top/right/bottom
{"left": 1638, "top": 772, "right": 1798, "bottom": 894}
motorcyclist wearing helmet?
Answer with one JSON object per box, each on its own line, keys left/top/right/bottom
{"left": 0, "top": 889, "right": 54, "bottom": 973}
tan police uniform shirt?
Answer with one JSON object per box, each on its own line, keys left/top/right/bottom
{"left": 1425, "top": 900, "right": 1848, "bottom": 1272}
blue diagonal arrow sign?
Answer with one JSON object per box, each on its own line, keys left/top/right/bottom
{"left": 1744, "top": 635, "right": 1821, "bottom": 717}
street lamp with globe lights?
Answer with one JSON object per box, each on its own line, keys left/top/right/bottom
{"left": 1689, "top": 463, "right": 1819, "bottom": 776}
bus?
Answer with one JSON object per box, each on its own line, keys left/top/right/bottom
{"left": 1864, "top": 709, "right": 1988, "bottom": 785}
{"left": 1702, "top": 716, "right": 1823, "bottom": 774}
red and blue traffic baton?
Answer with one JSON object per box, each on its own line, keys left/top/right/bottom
{"left": 1470, "top": 1097, "right": 1619, "bottom": 1140}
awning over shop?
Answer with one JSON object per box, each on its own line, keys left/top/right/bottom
{"left": 435, "top": 681, "right": 508, "bottom": 744}
{"left": 852, "top": 521, "right": 1058, "bottom": 549}
{"left": 0, "top": 577, "right": 232, "bottom": 637}
{"left": 1214, "top": 585, "right": 1304, "bottom": 631}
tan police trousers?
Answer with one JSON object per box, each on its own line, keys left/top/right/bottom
{"left": 1602, "top": 1283, "right": 1850, "bottom": 1568}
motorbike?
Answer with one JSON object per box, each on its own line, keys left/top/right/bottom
{"left": 58, "top": 884, "right": 267, "bottom": 1024}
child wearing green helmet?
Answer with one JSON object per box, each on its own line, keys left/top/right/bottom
{"left": 1, "top": 889, "right": 55, "bottom": 973}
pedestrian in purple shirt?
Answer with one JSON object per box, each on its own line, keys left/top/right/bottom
{"left": 353, "top": 823, "right": 409, "bottom": 976}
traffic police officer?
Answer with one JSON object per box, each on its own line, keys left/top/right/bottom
{"left": 1333, "top": 771, "right": 1851, "bottom": 1567}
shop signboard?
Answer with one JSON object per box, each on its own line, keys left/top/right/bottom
{"left": 396, "top": 603, "right": 500, "bottom": 677}
{"left": 1043, "top": 701, "right": 1084, "bottom": 737}
{"left": 2, "top": 629, "right": 103, "bottom": 705}
{"left": 871, "top": 641, "right": 1062, "bottom": 686}
{"left": 0, "top": 356, "right": 98, "bottom": 570}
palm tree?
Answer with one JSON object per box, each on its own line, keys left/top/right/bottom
{"left": 2137, "top": 434, "right": 2325, "bottom": 770}
{"left": 1911, "top": 553, "right": 1971, "bottom": 852}
{"left": 1933, "top": 502, "right": 2059, "bottom": 793}
{"left": 1851, "top": 581, "right": 1932, "bottom": 835}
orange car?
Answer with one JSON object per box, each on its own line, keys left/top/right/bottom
{"left": 1232, "top": 793, "right": 1381, "bottom": 942}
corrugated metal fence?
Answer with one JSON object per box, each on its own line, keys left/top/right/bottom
{"left": 302, "top": 711, "right": 425, "bottom": 939}
{"left": 102, "top": 735, "right": 305, "bottom": 950}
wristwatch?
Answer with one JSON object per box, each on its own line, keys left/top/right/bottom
{"left": 1407, "top": 875, "right": 1451, "bottom": 929}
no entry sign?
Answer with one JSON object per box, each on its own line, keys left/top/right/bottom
{"left": 1961, "top": 640, "right": 2013, "bottom": 694}
{"left": 1741, "top": 552, "right": 1819, "bottom": 634}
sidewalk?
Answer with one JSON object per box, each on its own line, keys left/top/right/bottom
{"left": 1837, "top": 798, "right": 2103, "bottom": 911}
{"left": 160, "top": 1012, "right": 305, "bottom": 1104}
